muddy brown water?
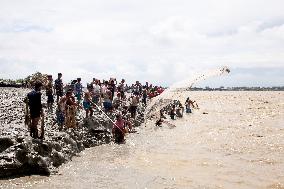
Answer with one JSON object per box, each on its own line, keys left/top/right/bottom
{"left": 1, "top": 91, "right": 283, "bottom": 189}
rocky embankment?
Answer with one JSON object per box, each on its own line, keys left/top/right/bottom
{"left": 0, "top": 87, "right": 145, "bottom": 178}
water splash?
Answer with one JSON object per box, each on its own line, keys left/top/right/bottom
{"left": 145, "top": 66, "right": 230, "bottom": 120}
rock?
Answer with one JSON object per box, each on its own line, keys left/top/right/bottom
{"left": 0, "top": 137, "right": 15, "bottom": 153}
{"left": 51, "top": 151, "right": 66, "bottom": 167}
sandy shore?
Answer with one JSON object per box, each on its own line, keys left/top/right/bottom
{"left": 0, "top": 91, "right": 283, "bottom": 189}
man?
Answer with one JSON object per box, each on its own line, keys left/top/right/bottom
{"left": 108, "top": 79, "right": 116, "bottom": 101}
{"left": 27, "top": 82, "right": 44, "bottom": 139}
{"left": 92, "top": 79, "right": 101, "bottom": 104}
{"left": 54, "top": 73, "right": 63, "bottom": 103}
{"left": 129, "top": 95, "right": 139, "bottom": 119}
{"left": 133, "top": 81, "right": 142, "bottom": 96}
{"left": 83, "top": 85, "right": 94, "bottom": 118}
{"left": 185, "top": 97, "right": 198, "bottom": 113}
{"left": 118, "top": 79, "right": 125, "bottom": 99}
{"left": 112, "top": 92, "right": 122, "bottom": 109}
{"left": 74, "top": 78, "right": 83, "bottom": 103}
{"left": 46, "top": 75, "right": 54, "bottom": 113}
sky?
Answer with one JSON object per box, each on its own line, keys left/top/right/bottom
{"left": 0, "top": 0, "right": 283, "bottom": 87}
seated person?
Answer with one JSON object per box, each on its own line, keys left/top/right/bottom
{"left": 112, "top": 114, "right": 126, "bottom": 143}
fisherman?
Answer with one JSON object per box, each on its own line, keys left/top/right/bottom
{"left": 74, "top": 78, "right": 83, "bottom": 103}
{"left": 26, "top": 82, "right": 44, "bottom": 139}
{"left": 170, "top": 105, "right": 176, "bottom": 120}
{"left": 54, "top": 73, "right": 63, "bottom": 103}
{"left": 112, "top": 114, "right": 125, "bottom": 143}
{"left": 156, "top": 110, "right": 165, "bottom": 127}
{"left": 176, "top": 102, "right": 184, "bottom": 118}
{"left": 46, "top": 75, "right": 54, "bottom": 113}
{"left": 185, "top": 97, "right": 198, "bottom": 113}
{"left": 83, "top": 84, "right": 94, "bottom": 118}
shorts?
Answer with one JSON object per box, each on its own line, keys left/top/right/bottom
{"left": 47, "top": 94, "right": 54, "bottom": 103}
{"left": 76, "top": 93, "right": 82, "bottom": 101}
{"left": 186, "top": 108, "right": 192, "bottom": 113}
{"left": 103, "top": 101, "right": 112, "bottom": 111}
{"left": 129, "top": 106, "right": 137, "bottom": 114}
{"left": 120, "top": 91, "right": 125, "bottom": 98}
{"left": 114, "top": 128, "right": 124, "bottom": 143}
{"left": 133, "top": 91, "right": 140, "bottom": 96}
{"left": 56, "top": 90, "right": 63, "bottom": 97}
{"left": 30, "top": 108, "right": 41, "bottom": 119}
{"left": 56, "top": 111, "right": 65, "bottom": 125}
{"left": 83, "top": 101, "right": 91, "bottom": 110}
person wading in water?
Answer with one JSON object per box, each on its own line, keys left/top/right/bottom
{"left": 112, "top": 114, "right": 126, "bottom": 143}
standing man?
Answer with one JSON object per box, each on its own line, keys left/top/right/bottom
{"left": 46, "top": 75, "right": 54, "bottom": 113}
{"left": 27, "top": 82, "right": 44, "bottom": 139}
{"left": 118, "top": 79, "right": 125, "bottom": 99}
{"left": 54, "top": 73, "right": 63, "bottom": 104}
{"left": 74, "top": 78, "right": 83, "bottom": 103}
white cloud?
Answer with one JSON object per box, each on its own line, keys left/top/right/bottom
{"left": 0, "top": 0, "right": 283, "bottom": 86}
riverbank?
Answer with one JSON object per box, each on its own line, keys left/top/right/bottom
{"left": 0, "top": 87, "right": 144, "bottom": 178}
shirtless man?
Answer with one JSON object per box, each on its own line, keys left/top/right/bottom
{"left": 92, "top": 79, "right": 101, "bottom": 105}
{"left": 129, "top": 95, "right": 139, "bottom": 119}
{"left": 83, "top": 85, "right": 94, "bottom": 118}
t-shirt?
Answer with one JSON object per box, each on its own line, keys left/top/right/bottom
{"left": 113, "top": 119, "right": 125, "bottom": 130}
{"left": 74, "top": 82, "right": 82, "bottom": 95}
{"left": 27, "top": 90, "right": 42, "bottom": 111}
{"left": 54, "top": 79, "right": 63, "bottom": 92}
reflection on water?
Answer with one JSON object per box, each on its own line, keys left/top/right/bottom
{"left": 1, "top": 91, "right": 284, "bottom": 189}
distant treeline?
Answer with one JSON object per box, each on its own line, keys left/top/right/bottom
{"left": 188, "top": 86, "right": 284, "bottom": 91}
{"left": 0, "top": 79, "right": 24, "bottom": 88}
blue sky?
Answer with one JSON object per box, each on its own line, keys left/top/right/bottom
{"left": 0, "top": 0, "right": 283, "bottom": 87}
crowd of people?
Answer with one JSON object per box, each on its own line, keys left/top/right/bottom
{"left": 156, "top": 97, "right": 199, "bottom": 127}
{"left": 25, "top": 72, "right": 199, "bottom": 143}
{"left": 25, "top": 73, "right": 166, "bottom": 143}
